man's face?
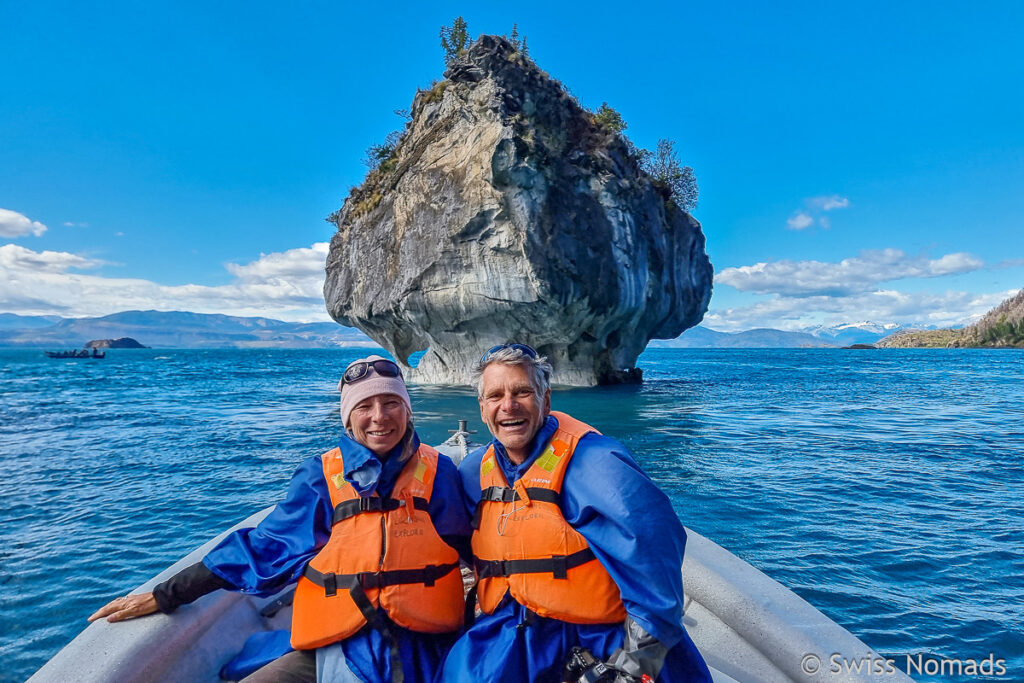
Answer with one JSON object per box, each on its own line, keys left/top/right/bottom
{"left": 478, "top": 362, "right": 551, "bottom": 464}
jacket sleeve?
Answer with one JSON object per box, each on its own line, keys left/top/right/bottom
{"left": 560, "top": 433, "right": 687, "bottom": 649}
{"left": 152, "top": 561, "right": 231, "bottom": 613}
{"left": 199, "top": 455, "right": 334, "bottom": 595}
{"left": 431, "top": 454, "right": 474, "bottom": 562}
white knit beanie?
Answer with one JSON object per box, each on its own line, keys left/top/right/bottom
{"left": 338, "top": 355, "right": 412, "bottom": 428}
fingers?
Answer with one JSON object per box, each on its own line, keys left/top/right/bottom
{"left": 87, "top": 596, "right": 126, "bottom": 622}
{"left": 87, "top": 593, "right": 159, "bottom": 623}
{"left": 108, "top": 593, "right": 158, "bottom": 622}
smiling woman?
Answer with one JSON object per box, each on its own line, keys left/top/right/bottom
{"left": 340, "top": 357, "right": 413, "bottom": 455}
{"left": 86, "top": 354, "right": 471, "bottom": 683}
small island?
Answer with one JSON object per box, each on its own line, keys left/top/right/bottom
{"left": 85, "top": 337, "right": 148, "bottom": 349}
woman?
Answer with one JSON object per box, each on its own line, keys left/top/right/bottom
{"left": 89, "top": 355, "right": 471, "bottom": 682}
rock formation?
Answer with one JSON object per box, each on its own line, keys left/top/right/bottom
{"left": 324, "top": 35, "right": 713, "bottom": 385}
{"left": 85, "top": 337, "right": 147, "bottom": 349}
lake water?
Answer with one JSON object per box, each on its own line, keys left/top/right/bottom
{"left": 1, "top": 348, "right": 1022, "bottom": 682}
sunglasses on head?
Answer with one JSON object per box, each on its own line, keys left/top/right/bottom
{"left": 342, "top": 359, "right": 402, "bottom": 386}
{"left": 481, "top": 343, "right": 539, "bottom": 363}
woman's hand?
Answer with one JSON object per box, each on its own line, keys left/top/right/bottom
{"left": 88, "top": 592, "right": 159, "bottom": 623}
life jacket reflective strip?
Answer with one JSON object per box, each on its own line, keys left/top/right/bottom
{"left": 471, "top": 411, "right": 627, "bottom": 624}
{"left": 290, "top": 444, "right": 464, "bottom": 650}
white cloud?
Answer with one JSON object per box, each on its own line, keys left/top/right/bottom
{"left": 0, "top": 241, "right": 333, "bottom": 321}
{"left": 0, "top": 209, "right": 48, "bottom": 238}
{"left": 226, "top": 242, "right": 329, "bottom": 282}
{"left": 786, "top": 212, "right": 814, "bottom": 230}
{"left": 62, "top": 221, "right": 89, "bottom": 228}
{"left": 785, "top": 195, "right": 851, "bottom": 230}
{"left": 808, "top": 195, "right": 850, "bottom": 211}
{"left": 0, "top": 243, "right": 105, "bottom": 272}
{"left": 716, "top": 249, "right": 985, "bottom": 297}
{"left": 704, "top": 289, "right": 1016, "bottom": 332}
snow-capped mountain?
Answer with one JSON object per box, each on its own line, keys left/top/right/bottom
{"left": 803, "top": 321, "right": 939, "bottom": 346}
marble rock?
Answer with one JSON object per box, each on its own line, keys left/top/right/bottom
{"left": 325, "top": 35, "right": 713, "bottom": 386}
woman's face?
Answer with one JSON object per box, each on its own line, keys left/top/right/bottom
{"left": 348, "top": 393, "right": 409, "bottom": 456}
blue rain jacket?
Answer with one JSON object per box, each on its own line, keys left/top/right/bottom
{"left": 441, "top": 414, "right": 712, "bottom": 683}
{"left": 203, "top": 432, "right": 471, "bottom": 683}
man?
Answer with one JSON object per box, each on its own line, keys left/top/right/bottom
{"left": 440, "top": 344, "right": 712, "bottom": 683}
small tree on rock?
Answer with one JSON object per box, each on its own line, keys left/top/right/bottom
{"left": 363, "top": 131, "right": 402, "bottom": 170}
{"left": 507, "top": 23, "right": 529, "bottom": 56}
{"left": 641, "top": 139, "right": 699, "bottom": 211}
{"left": 440, "top": 17, "right": 471, "bottom": 66}
{"left": 594, "top": 102, "right": 626, "bottom": 133}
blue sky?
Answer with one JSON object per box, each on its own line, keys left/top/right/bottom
{"left": 2, "top": 1, "right": 1022, "bottom": 330}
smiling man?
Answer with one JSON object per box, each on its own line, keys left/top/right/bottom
{"left": 441, "top": 344, "right": 712, "bottom": 683}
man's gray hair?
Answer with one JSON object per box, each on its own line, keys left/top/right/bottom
{"left": 474, "top": 346, "right": 553, "bottom": 399}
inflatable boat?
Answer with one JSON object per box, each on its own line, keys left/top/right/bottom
{"left": 30, "top": 431, "right": 911, "bottom": 683}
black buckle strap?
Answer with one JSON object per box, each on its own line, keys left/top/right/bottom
{"left": 300, "top": 565, "right": 410, "bottom": 682}
{"left": 303, "top": 562, "right": 459, "bottom": 594}
{"left": 259, "top": 585, "right": 296, "bottom": 617}
{"left": 474, "top": 547, "right": 596, "bottom": 580}
{"left": 471, "top": 486, "right": 563, "bottom": 528}
{"left": 339, "top": 576, "right": 404, "bottom": 683}
{"left": 480, "top": 486, "right": 517, "bottom": 503}
{"left": 332, "top": 495, "right": 430, "bottom": 525}
{"left": 479, "top": 485, "right": 561, "bottom": 505}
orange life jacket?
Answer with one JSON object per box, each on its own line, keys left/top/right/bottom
{"left": 291, "top": 444, "right": 464, "bottom": 650}
{"left": 471, "top": 411, "right": 627, "bottom": 624}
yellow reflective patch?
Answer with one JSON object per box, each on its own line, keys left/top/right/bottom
{"left": 535, "top": 445, "right": 560, "bottom": 473}
{"left": 481, "top": 457, "right": 495, "bottom": 476}
{"left": 413, "top": 461, "right": 428, "bottom": 483}
{"left": 331, "top": 473, "right": 347, "bottom": 490}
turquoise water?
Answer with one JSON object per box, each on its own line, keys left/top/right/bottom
{"left": 1, "top": 348, "right": 1022, "bottom": 681}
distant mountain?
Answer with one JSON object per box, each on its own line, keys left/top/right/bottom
{"left": 879, "top": 289, "right": 1024, "bottom": 348}
{"left": 5, "top": 310, "right": 992, "bottom": 350}
{"left": 651, "top": 326, "right": 834, "bottom": 348}
{"left": 0, "top": 313, "right": 63, "bottom": 329}
{"left": 802, "top": 321, "right": 939, "bottom": 346}
{"left": 0, "top": 311, "right": 375, "bottom": 348}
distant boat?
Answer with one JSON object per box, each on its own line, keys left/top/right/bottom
{"left": 44, "top": 348, "right": 105, "bottom": 359}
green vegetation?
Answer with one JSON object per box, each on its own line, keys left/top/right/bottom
{"left": 588, "top": 102, "right": 699, "bottom": 211}
{"left": 641, "top": 139, "right": 699, "bottom": 211}
{"left": 331, "top": 23, "right": 702, "bottom": 225}
{"left": 350, "top": 191, "right": 383, "bottom": 218}
{"left": 440, "top": 17, "right": 471, "bottom": 66}
{"left": 422, "top": 79, "right": 448, "bottom": 104}
{"left": 363, "top": 130, "right": 402, "bottom": 171}
{"left": 878, "top": 329, "right": 970, "bottom": 348}
{"left": 980, "top": 316, "right": 1024, "bottom": 345}
{"left": 593, "top": 103, "right": 626, "bottom": 133}
{"left": 879, "top": 289, "right": 1024, "bottom": 348}
{"left": 506, "top": 23, "right": 529, "bottom": 57}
